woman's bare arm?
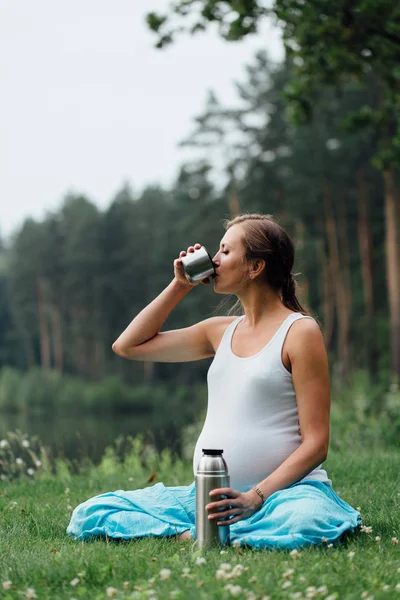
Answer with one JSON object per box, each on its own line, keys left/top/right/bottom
{"left": 112, "top": 243, "right": 222, "bottom": 363}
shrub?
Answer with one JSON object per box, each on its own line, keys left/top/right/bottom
{"left": 0, "top": 366, "right": 21, "bottom": 412}
{"left": 0, "top": 429, "right": 50, "bottom": 481}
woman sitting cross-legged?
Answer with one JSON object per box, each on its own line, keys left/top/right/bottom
{"left": 67, "top": 213, "right": 361, "bottom": 550}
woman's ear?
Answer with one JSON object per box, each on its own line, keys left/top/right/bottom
{"left": 250, "top": 259, "right": 266, "bottom": 279}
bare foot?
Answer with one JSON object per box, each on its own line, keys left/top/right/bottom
{"left": 177, "top": 530, "right": 192, "bottom": 541}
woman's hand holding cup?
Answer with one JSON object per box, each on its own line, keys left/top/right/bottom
{"left": 174, "top": 244, "right": 212, "bottom": 287}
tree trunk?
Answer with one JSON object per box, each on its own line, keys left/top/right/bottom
{"left": 356, "top": 168, "right": 376, "bottom": 373}
{"left": 143, "top": 361, "right": 154, "bottom": 383}
{"left": 338, "top": 193, "right": 352, "bottom": 380}
{"left": 383, "top": 168, "right": 400, "bottom": 380}
{"left": 316, "top": 234, "right": 335, "bottom": 351}
{"left": 322, "top": 180, "right": 350, "bottom": 381}
{"left": 36, "top": 276, "right": 51, "bottom": 369}
{"left": 71, "top": 306, "right": 88, "bottom": 376}
{"left": 228, "top": 188, "right": 240, "bottom": 218}
{"left": 294, "top": 219, "right": 309, "bottom": 308}
{"left": 51, "top": 301, "right": 64, "bottom": 374}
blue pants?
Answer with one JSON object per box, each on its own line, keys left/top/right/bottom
{"left": 67, "top": 480, "right": 361, "bottom": 550}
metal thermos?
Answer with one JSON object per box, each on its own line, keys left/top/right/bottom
{"left": 180, "top": 246, "right": 216, "bottom": 283}
{"left": 195, "top": 449, "right": 230, "bottom": 549}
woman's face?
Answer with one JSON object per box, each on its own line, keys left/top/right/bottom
{"left": 212, "top": 224, "right": 250, "bottom": 294}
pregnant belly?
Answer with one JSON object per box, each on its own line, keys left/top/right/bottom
{"left": 193, "top": 428, "right": 301, "bottom": 492}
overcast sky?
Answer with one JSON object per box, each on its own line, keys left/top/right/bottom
{"left": 1, "top": 1, "right": 283, "bottom": 240}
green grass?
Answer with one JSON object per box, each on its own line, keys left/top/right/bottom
{"left": 0, "top": 447, "right": 399, "bottom": 600}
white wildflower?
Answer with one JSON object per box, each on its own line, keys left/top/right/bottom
{"left": 27, "top": 468, "right": 34, "bottom": 476}
{"left": 290, "top": 548, "right": 301, "bottom": 559}
{"left": 347, "top": 551, "right": 355, "bottom": 559}
{"left": 181, "top": 568, "right": 190, "bottom": 579}
{"left": 16, "top": 457, "right": 23, "bottom": 465}
{"left": 395, "top": 583, "right": 400, "bottom": 591}
{"left": 327, "top": 543, "right": 334, "bottom": 548}
{"left": 392, "top": 538, "right": 399, "bottom": 544}
{"left": 282, "top": 581, "right": 292, "bottom": 589}
{"left": 325, "top": 595, "right": 338, "bottom": 600}
{"left": 360, "top": 525, "right": 373, "bottom": 533}
{"left": 131, "top": 593, "right": 141, "bottom": 600}
{"left": 299, "top": 576, "right": 306, "bottom": 583}
{"left": 375, "top": 536, "right": 381, "bottom": 542}
{"left": 290, "top": 593, "right": 303, "bottom": 600}
{"left": 224, "top": 584, "right": 243, "bottom": 597}
{"left": 65, "top": 487, "right": 70, "bottom": 495}
{"left": 159, "top": 569, "right": 172, "bottom": 581}
{"left": 2, "top": 581, "right": 12, "bottom": 590}
{"left": 106, "top": 587, "right": 118, "bottom": 597}
{"left": 356, "top": 507, "right": 361, "bottom": 511}
{"left": 321, "top": 537, "right": 328, "bottom": 543}
{"left": 145, "top": 591, "right": 157, "bottom": 598}
{"left": 195, "top": 556, "right": 206, "bottom": 566}
{"left": 22, "top": 440, "right": 30, "bottom": 448}
{"left": 283, "top": 568, "right": 295, "bottom": 579}
{"left": 230, "top": 564, "right": 244, "bottom": 578}
{"left": 220, "top": 549, "right": 228, "bottom": 554}
{"left": 232, "top": 540, "right": 240, "bottom": 548}
{"left": 148, "top": 577, "right": 156, "bottom": 585}
{"left": 382, "top": 584, "right": 390, "bottom": 591}
{"left": 70, "top": 578, "right": 80, "bottom": 587}
{"left": 216, "top": 569, "right": 229, "bottom": 581}
{"left": 25, "top": 589, "right": 37, "bottom": 599}
{"left": 317, "top": 585, "right": 328, "bottom": 594}
{"left": 261, "top": 597, "right": 271, "bottom": 600}
{"left": 170, "top": 591, "right": 181, "bottom": 598}
{"left": 0, "top": 439, "right": 8, "bottom": 448}
{"left": 219, "top": 563, "right": 232, "bottom": 572}
{"left": 35, "top": 460, "right": 42, "bottom": 468}
{"left": 245, "top": 592, "right": 257, "bottom": 600}
{"left": 248, "top": 576, "right": 257, "bottom": 583}
{"left": 306, "top": 586, "right": 317, "bottom": 598}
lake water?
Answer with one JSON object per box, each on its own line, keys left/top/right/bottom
{"left": 0, "top": 412, "right": 182, "bottom": 464}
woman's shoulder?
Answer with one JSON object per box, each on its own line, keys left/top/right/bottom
{"left": 202, "top": 315, "right": 240, "bottom": 354}
{"left": 285, "top": 313, "right": 324, "bottom": 348}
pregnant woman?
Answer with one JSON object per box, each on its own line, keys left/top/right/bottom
{"left": 67, "top": 213, "right": 361, "bottom": 549}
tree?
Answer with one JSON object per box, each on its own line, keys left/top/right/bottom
{"left": 147, "top": 0, "right": 400, "bottom": 380}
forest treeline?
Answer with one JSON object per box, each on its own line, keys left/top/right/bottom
{"left": 0, "top": 55, "right": 398, "bottom": 401}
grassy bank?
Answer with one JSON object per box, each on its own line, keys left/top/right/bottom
{"left": 0, "top": 443, "right": 399, "bottom": 600}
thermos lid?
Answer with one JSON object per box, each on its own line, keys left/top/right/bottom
{"left": 202, "top": 449, "right": 223, "bottom": 455}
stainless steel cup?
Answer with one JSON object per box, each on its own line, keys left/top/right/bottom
{"left": 181, "top": 246, "right": 216, "bottom": 283}
{"left": 194, "top": 449, "right": 230, "bottom": 550}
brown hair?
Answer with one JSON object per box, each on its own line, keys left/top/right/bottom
{"left": 223, "top": 213, "right": 309, "bottom": 315}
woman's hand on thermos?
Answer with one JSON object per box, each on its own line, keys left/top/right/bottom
{"left": 206, "top": 487, "right": 263, "bottom": 526}
{"left": 174, "top": 243, "right": 212, "bottom": 287}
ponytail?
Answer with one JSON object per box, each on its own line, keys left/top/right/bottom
{"left": 281, "top": 274, "right": 309, "bottom": 314}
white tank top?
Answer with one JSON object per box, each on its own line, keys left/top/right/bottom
{"left": 193, "top": 312, "right": 331, "bottom": 491}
